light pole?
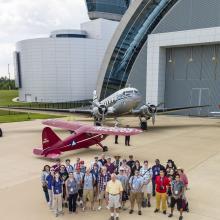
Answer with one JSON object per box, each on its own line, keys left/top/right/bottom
{"left": 8, "top": 64, "right": 11, "bottom": 90}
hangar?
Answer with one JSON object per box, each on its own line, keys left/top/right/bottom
{"left": 97, "top": 0, "right": 220, "bottom": 116}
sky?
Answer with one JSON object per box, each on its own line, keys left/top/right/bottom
{"left": 0, "top": 0, "right": 89, "bottom": 78}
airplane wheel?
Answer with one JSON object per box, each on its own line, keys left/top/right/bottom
{"left": 140, "top": 121, "right": 147, "bottom": 130}
{"left": 0, "top": 128, "right": 2, "bottom": 137}
{"left": 102, "top": 146, "right": 108, "bottom": 152}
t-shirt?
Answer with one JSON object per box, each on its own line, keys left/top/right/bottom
{"left": 117, "top": 175, "right": 128, "bottom": 190}
{"left": 83, "top": 173, "right": 95, "bottom": 190}
{"left": 106, "top": 180, "right": 123, "bottom": 194}
{"left": 140, "top": 167, "right": 153, "bottom": 186}
{"left": 155, "top": 176, "right": 170, "bottom": 193}
{"left": 129, "top": 176, "right": 144, "bottom": 192}
{"left": 171, "top": 180, "right": 184, "bottom": 198}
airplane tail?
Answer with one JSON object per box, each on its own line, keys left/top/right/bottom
{"left": 42, "top": 127, "right": 61, "bottom": 149}
{"left": 93, "top": 90, "right": 99, "bottom": 104}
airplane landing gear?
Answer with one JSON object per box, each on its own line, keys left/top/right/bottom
{"left": 139, "top": 117, "right": 148, "bottom": 130}
{"left": 0, "top": 128, "right": 2, "bottom": 137}
{"left": 102, "top": 146, "right": 108, "bottom": 152}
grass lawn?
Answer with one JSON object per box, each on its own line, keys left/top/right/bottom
{"left": 0, "top": 90, "right": 19, "bottom": 106}
{"left": 0, "top": 110, "right": 63, "bottom": 123}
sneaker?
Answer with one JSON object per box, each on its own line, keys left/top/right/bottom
{"left": 168, "top": 214, "right": 173, "bottom": 218}
{"left": 179, "top": 216, "right": 183, "bottom": 220}
{"left": 154, "top": 209, "right": 159, "bottom": 213}
{"left": 129, "top": 210, "right": 134, "bottom": 214}
{"left": 163, "top": 211, "right": 167, "bottom": 215}
{"left": 98, "top": 206, "right": 102, "bottom": 211}
{"left": 138, "top": 211, "right": 142, "bottom": 215}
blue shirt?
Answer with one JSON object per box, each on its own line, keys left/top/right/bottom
{"left": 152, "top": 164, "right": 165, "bottom": 179}
{"left": 83, "top": 173, "right": 95, "bottom": 190}
{"left": 129, "top": 175, "right": 144, "bottom": 192}
{"left": 46, "top": 174, "right": 54, "bottom": 190}
{"left": 52, "top": 179, "right": 63, "bottom": 194}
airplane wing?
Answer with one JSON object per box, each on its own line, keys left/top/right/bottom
{"left": 42, "top": 119, "right": 84, "bottom": 131}
{"left": 86, "top": 126, "right": 143, "bottom": 136}
{"left": 131, "top": 105, "right": 210, "bottom": 115}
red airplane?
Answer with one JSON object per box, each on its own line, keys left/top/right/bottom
{"left": 33, "top": 119, "right": 142, "bottom": 159}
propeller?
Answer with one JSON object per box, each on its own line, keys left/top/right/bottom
{"left": 148, "top": 104, "right": 157, "bottom": 125}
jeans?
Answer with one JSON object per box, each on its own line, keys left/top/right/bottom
{"left": 68, "top": 193, "right": 78, "bottom": 212}
{"left": 43, "top": 187, "right": 49, "bottom": 202}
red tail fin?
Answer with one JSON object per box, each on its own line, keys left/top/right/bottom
{"left": 42, "top": 127, "right": 61, "bottom": 149}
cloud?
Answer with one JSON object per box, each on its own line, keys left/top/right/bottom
{"left": 0, "top": 0, "right": 89, "bottom": 77}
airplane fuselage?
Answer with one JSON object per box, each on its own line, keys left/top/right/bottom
{"left": 100, "top": 87, "right": 142, "bottom": 116}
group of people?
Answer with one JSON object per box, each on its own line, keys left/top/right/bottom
{"left": 41, "top": 154, "right": 189, "bottom": 220}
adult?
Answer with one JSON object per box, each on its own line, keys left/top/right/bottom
{"left": 120, "top": 159, "right": 131, "bottom": 177}
{"left": 46, "top": 167, "right": 55, "bottom": 210}
{"left": 166, "top": 159, "right": 177, "bottom": 177}
{"left": 99, "top": 154, "right": 107, "bottom": 166}
{"left": 65, "top": 159, "right": 74, "bottom": 173}
{"left": 73, "top": 158, "right": 81, "bottom": 171}
{"left": 113, "top": 155, "right": 122, "bottom": 175}
{"left": 91, "top": 163, "right": 100, "bottom": 200}
{"left": 131, "top": 160, "right": 142, "bottom": 176}
{"left": 82, "top": 168, "right": 96, "bottom": 211}
{"left": 177, "top": 168, "right": 188, "bottom": 190}
{"left": 74, "top": 167, "right": 84, "bottom": 207}
{"left": 152, "top": 159, "right": 166, "bottom": 196}
{"left": 106, "top": 173, "right": 123, "bottom": 220}
{"left": 125, "top": 125, "right": 130, "bottom": 146}
{"left": 41, "top": 165, "right": 50, "bottom": 203}
{"left": 154, "top": 170, "right": 170, "bottom": 215}
{"left": 52, "top": 158, "right": 61, "bottom": 172}
{"left": 129, "top": 170, "right": 144, "bottom": 215}
{"left": 59, "top": 165, "right": 69, "bottom": 207}
{"left": 140, "top": 160, "right": 153, "bottom": 207}
{"left": 117, "top": 168, "right": 129, "bottom": 210}
{"left": 105, "top": 157, "right": 115, "bottom": 174}
{"left": 52, "top": 172, "right": 64, "bottom": 217}
{"left": 66, "top": 172, "right": 79, "bottom": 214}
{"left": 127, "top": 155, "right": 135, "bottom": 170}
{"left": 90, "top": 156, "right": 102, "bottom": 170}
{"left": 80, "top": 161, "right": 86, "bottom": 174}
{"left": 97, "top": 166, "right": 111, "bottom": 210}
{"left": 168, "top": 174, "right": 185, "bottom": 220}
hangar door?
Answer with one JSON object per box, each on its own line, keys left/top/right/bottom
{"left": 164, "top": 45, "right": 220, "bottom": 116}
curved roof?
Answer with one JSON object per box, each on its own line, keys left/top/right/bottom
{"left": 96, "top": 0, "right": 179, "bottom": 100}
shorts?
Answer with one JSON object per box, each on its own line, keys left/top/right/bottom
{"left": 108, "top": 194, "right": 121, "bottom": 209}
{"left": 130, "top": 192, "right": 143, "bottom": 204}
{"left": 83, "top": 189, "right": 94, "bottom": 202}
{"left": 170, "top": 197, "right": 183, "bottom": 210}
{"left": 98, "top": 191, "right": 106, "bottom": 200}
{"left": 143, "top": 182, "right": 152, "bottom": 195}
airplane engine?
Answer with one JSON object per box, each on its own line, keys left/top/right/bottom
{"left": 139, "top": 104, "right": 158, "bottom": 127}
{"left": 93, "top": 104, "right": 108, "bottom": 124}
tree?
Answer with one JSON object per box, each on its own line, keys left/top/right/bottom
{"left": 0, "top": 76, "right": 16, "bottom": 90}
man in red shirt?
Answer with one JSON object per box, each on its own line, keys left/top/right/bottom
{"left": 154, "top": 170, "right": 170, "bottom": 215}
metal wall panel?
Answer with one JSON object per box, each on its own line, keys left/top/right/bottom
{"left": 165, "top": 45, "right": 220, "bottom": 116}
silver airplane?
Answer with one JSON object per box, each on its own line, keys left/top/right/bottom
{"left": 68, "top": 87, "right": 209, "bottom": 129}
{"left": 4, "top": 87, "right": 209, "bottom": 129}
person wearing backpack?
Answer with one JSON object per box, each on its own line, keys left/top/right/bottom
{"left": 140, "top": 160, "right": 153, "bottom": 207}
{"left": 129, "top": 170, "right": 144, "bottom": 215}
{"left": 82, "top": 168, "right": 96, "bottom": 211}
